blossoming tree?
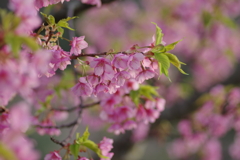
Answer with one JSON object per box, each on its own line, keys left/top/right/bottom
{"left": 1, "top": 0, "right": 240, "bottom": 160}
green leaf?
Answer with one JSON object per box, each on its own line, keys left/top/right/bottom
{"left": 57, "top": 27, "right": 64, "bottom": 37}
{"left": 57, "top": 69, "right": 75, "bottom": 89}
{"left": 82, "top": 127, "right": 90, "bottom": 141}
{"left": 165, "top": 53, "right": 188, "bottom": 75}
{"left": 139, "top": 85, "right": 158, "bottom": 100}
{"left": 0, "top": 143, "right": 17, "bottom": 160}
{"left": 69, "top": 143, "right": 80, "bottom": 159}
{"left": 164, "top": 53, "right": 181, "bottom": 68}
{"left": 202, "top": 11, "right": 212, "bottom": 27}
{"left": 5, "top": 33, "right": 39, "bottom": 56}
{"left": 57, "top": 20, "right": 74, "bottom": 31}
{"left": 0, "top": 10, "right": 21, "bottom": 31}
{"left": 40, "top": 12, "right": 51, "bottom": 24}
{"left": 165, "top": 40, "right": 182, "bottom": 52}
{"left": 48, "top": 15, "right": 55, "bottom": 24}
{"left": 40, "top": 12, "right": 48, "bottom": 19}
{"left": 154, "top": 53, "right": 170, "bottom": 79}
{"left": 215, "top": 10, "right": 237, "bottom": 29}
{"left": 130, "top": 90, "right": 140, "bottom": 106}
{"left": 20, "top": 36, "right": 39, "bottom": 51}
{"left": 151, "top": 22, "right": 163, "bottom": 45}
{"left": 151, "top": 44, "right": 166, "bottom": 53}
{"left": 61, "top": 16, "right": 78, "bottom": 22}
{"left": 81, "top": 140, "right": 108, "bottom": 159}
{"left": 4, "top": 33, "right": 21, "bottom": 56}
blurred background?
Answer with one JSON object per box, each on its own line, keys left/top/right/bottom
{"left": 2, "top": 0, "right": 240, "bottom": 159}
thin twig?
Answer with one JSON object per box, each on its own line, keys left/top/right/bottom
{"left": 61, "top": 97, "right": 84, "bottom": 145}
{"left": 70, "top": 52, "right": 108, "bottom": 59}
{"left": 50, "top": 137, "right": 65, "bottom": 147}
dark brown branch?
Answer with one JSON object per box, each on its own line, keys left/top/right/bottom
{"left": 61, "top": 112, "right": 82, "bottom": 144}
{"left": 61, "top": 97, "right": 84, "bottom": 145}
{"left": 70, "top": 52, "right": 108, "bottom": 59}
{"left": 50, "top": 137, "right": 65, "bottom": 147}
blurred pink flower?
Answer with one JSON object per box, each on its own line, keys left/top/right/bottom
{"left": 99, "top": 137, "right": 114, "bottom": 160}
{"left": 72, "top": 77, "right": 93, "bottom": 97}
{"left": 70, "top": 36, "right": 88, "bottom": 55}
{"left": 44, "top": 151, "right": 62, "bottom": 160}
{"left": 81, "top": 0, "right": 101, "bottom": 7}
{"left": 127, "top": 53, "right": 145, "bottom": 70}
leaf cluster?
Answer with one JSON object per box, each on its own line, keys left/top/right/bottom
{"left": 69, "top": 127, "right": 108, "bottom": 160}
{"left": 40, "top": 12, "right": 78, "bottom": 37}
{"left": 151, "top": 22, "right": 188, "bottom": 81}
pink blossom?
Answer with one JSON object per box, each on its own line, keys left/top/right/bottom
{"left": 131, "top": 123, "right": 149, "bottom": 142}
{"left": 31, "top": 49, "right": 52, "bottom": 75}
{"left": 36, "top": 119, "right": 61, "bottom": 136}
{"left": 229, "top": 136, "right": 240, "bottom": 160}
{"left": 52, "top": 110, "right": 68, "bottom": 122}
{"left": 81, "top": 0, "right": 101, "bottom": 7}
{"left": 108, "top": 123, "right": 125, "bottom": 135}
{"left": 115, "top": 106, "right": 135, "bottom": 122}
{"left": 99, "top": 137, "right": 114, "bottom": 160}
{"left": 156, "top": 98, "right": 165, "bottom": 111}
{"left": 127, "top": 53, "right": 145, "bottom": 70}
{"left": 107, "top": 81, "right": 119, "bottom": 94}
{"left": 87, "top": 74, "right": 100, "bottom": 86}
{"left": 123, "top": 120, "right": 137, "bottom": 130}
{"left": 114, "top": 71, "right": 130, "bottom": 86}
{"left": 89, "top": 58, "right": 115, "bottom": 80}
{"left": 50, "top": 49, "right": 71, "bottom": 71}
{"left": 0, "top": 61, "right": 18, "bottom": 105}
{"left": 10, "top": 0, "right": 41, "bottom": 33}
{"left": 178, "top": 120, "right": 192, "bottom": 137}
{"left": 0, "top": 133, "right": 40, "bottom": 160}
{"left": 136, "top": 69, "right": 155, "bottom": 83}
{"left": 72, "top": 77, "right": 93, "bottom": 97}
{"left": 228, "top": 88, "right": 240, "bottom": 106}
{"left": 9, "top": 102, "right": 32, "bottom": 132}
{"left": 208, "top": 114, "right": 232, "bottom": 137}
{"left": 0, "top": 113, "right": 10, "bottom": 135}
{"left": 70, "top": 36, "right": 88, "bottom": 55}
{"left": 35, "top": 0, "right": 49, "bottom": 9}
{"left": 124, "top": 79, "right": 139, "bottom": 93}
{"left": 142, "top": 57, "right": 152, "bottom": 67}
{"left": 77, "top": 157, "right": 89, "bottom": 160}
{"left": 44, "top": 151, "right": 62, "bottom": 160}
{"left": 202, "top": 139, "right": 221, "bottom": 160}
{"left": 144, "top": 108, "right": 160, "bottom": 123}
{"left": 100, "top": 96, "right": 121, "bottom": 111}
{"left": 136, "top": 105, "right": 147, "bottom": 122}
{"left": 112, "top": 53, "right": 129, "bottom": 69}
{"left": 94, "top": 83, "right": 109, "bottom": 95}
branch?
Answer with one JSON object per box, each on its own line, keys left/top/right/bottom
{"left": 70, "top": 52, "right": 108, "bottom": 59}
{"left": 61, "top": 98, "right": 83, "bottom": 145}
{"left": 50, "top": 137, "right": 65, "bottom": 147}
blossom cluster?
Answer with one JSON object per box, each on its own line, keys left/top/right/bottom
{"left": 72, "top": 51, "right": 158, "bottom": 97}
{"left": 169, "top": 85, "right": 240, "bottom": 160}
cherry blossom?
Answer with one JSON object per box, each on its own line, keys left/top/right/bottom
{"left": 44, "top": 151, "right": 62, "bottom": 160}
{"left": 70, "top": 36, "right": 88, "bottom": 55}
{"left": 99, "top": 137, "right": 114, "bottom": 160}
{"left": 72, "top": 77, "right": 93, "bottom": 97}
